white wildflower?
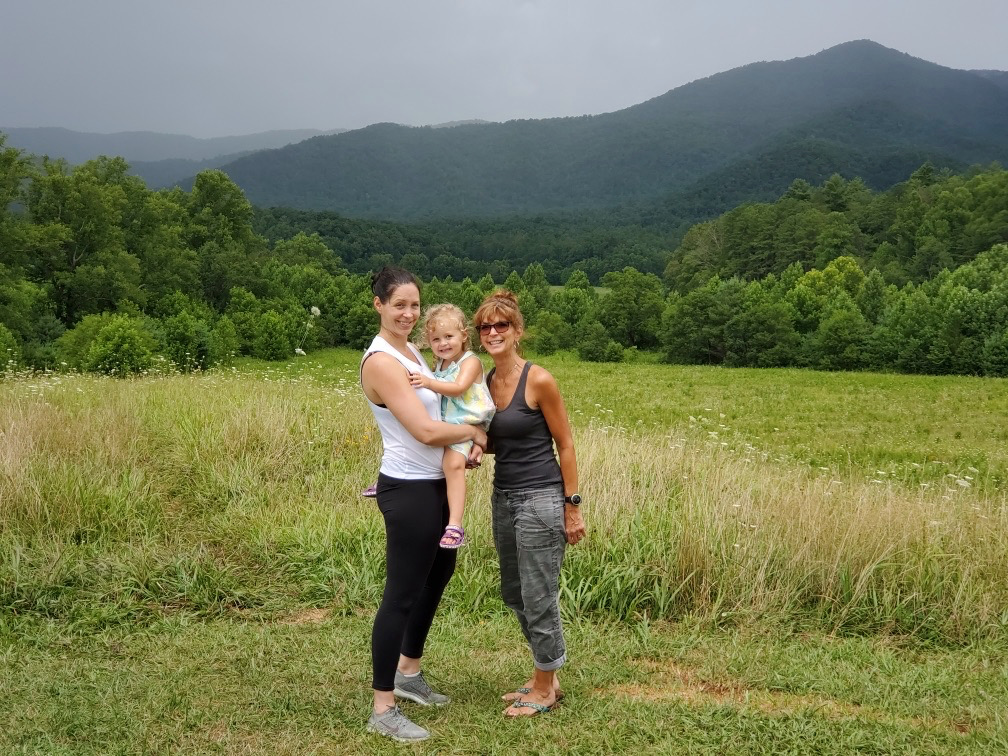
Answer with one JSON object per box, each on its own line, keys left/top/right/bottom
{"left": 311, "top": 306, "right": 321, "bottom": 317}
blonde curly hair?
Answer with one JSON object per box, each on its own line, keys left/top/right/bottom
{"left": 416, "top": 302, "right": 472, "bottom": 350}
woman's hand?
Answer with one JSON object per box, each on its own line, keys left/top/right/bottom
{"left": 408, "top": 372, "right": 429, "bottom": 389}
{"left": 565, "top": 506, "right": 587, "bottom": 546}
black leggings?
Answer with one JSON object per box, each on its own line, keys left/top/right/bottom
{"left": 371, "top": 473, "right": 457, "bottom": 691}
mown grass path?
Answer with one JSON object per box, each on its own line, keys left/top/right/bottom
{"left": 3, "top": 613, "right": 1006, "bottom": 754}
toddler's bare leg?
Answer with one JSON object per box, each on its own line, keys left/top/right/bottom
{"left": 442, "top": 448, "right": 467, "bottom": 528}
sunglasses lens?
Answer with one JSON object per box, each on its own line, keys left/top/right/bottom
{"left": 480, "top": 322, "right": 510, "bottom": 334}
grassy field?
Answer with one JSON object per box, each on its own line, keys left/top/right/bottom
{"left": 2, "top": 350, "right": 1006, "bottom": 753}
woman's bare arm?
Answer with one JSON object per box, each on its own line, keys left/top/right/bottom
{"left": 529, "top": 366, "right": 586, "bottom": 545}
{"left": 363, "top": 353, "right": 486, "bottom": 448}
{"left": 531, "top": 367, "right": 578, "bottom": 493}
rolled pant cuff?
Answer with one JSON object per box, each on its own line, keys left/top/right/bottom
{"left": 533, "top": 653, "right": 566, "bottom": 672}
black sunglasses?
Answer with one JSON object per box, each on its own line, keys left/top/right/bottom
{"left": 478, "top": 321, "right": 511, "bottom": 335}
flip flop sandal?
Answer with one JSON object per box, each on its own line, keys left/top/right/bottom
{"left": 361, "top": 484, "right": 377, "bottom": 498}
{"left": 502, "top": 687, "right": 565, "bottom": 702}
{"left": 439, "top": 525, "right": 465, "bottom": 549}
{"left": 506, "top": 700, "right": 552, "bottom": 717}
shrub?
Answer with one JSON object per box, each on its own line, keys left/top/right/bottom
{"left": 82, "top": 316, "right": 155, "bottom": 376}
{"left": 526, "top": 312, "right": 569, "bottom": 355}
{"left": 806, "top": 307, "right": 870, "bottom": 371}
{"left": 343, "top": 302, "right": 378, "bottom": 350}
{"left": 161, "top": 311, "right": 211, "bottom": 372}
{"left": 578, "top": 320, "right": 623, "bottom": 363}
{"left": 0, "top": 323, "right": 20, "bottom": 373}
{"left": 55, "top": 313, "right": 119, "bottom": 369}
{"left": 208, "top": 315, "right": 240, "bottom": 367}
{"left": 251, "top": 310, "right": 292, "bottom": 361}
{"left": 982, "top": 330, "right": 1008, "bottom": 377}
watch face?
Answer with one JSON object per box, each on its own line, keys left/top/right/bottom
{"left": 569, "top": 493, "right": 582, "bottom": 505}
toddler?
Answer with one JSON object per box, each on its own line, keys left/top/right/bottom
{"left": 410, "top": 304, "right": 495, "bottom": 547}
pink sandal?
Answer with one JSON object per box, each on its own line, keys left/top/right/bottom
{"left": 439, "top": 525, "right": 465, "bottom": 549}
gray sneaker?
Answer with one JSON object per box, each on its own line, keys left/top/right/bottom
{"left": 367, "top": 705, "right": 430, "bottom": 742}
{"left": 394, "top": 669, "right": 451, "bottom": 706}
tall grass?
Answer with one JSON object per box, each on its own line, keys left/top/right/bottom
{"left": 1, "top": 357, "right": 1006, "bottom": 644}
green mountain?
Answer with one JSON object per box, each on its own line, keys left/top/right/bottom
{"left": 211, "top": 40, "right": 1008, "bottom": 221}
{"left": 639, "top": 99, "right": 991, "bottom": 227}
{"left": 0, "top": 127, "right": 344, "bottom": 164}
{"left": 128, "top": 152, "right": 257, "bottom": 188}
{"left": 972, "top": 70, "right": 1008, "bottom": 93}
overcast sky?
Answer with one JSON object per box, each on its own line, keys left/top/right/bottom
{"left": 2, "top": 0, "right": 1005, "bottom": 138}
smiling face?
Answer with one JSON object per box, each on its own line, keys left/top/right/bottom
{"left": 427, "top": 320, "right": 467, "bottom": 363}
{"left": 374, "top": 283, "right": 421, "bottom": 340}
{"left": 477, "top": 308, "right": 521, "bottom": 359}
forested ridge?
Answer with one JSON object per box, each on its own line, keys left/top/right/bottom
{"left": 2, "top": 129, "right": 1007, "bottom": 378}
{"left": 254, "top": 163, "right": 1008, "bottom": 291}
{"left": 0, "top": 127, "right": 343, "bottom": 165}
{"left": 210, "top": 41, "right": 1008, "bottom": 221}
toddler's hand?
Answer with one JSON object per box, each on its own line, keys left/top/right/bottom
{"left": 466, "top": 446, "right": 483, "bottom": 469}
{"left": 409, "top": 372, "right": 426, "bottom": 389}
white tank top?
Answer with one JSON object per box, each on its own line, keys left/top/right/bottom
{"left": 362, "top": 335, "right": 445, "bottom": 480}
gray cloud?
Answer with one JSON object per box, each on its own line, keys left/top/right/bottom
{"left": 2, "top": 0, "right": 1005, "bottom": 137}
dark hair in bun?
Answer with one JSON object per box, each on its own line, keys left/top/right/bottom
{"left": 371, "top": 266, "right": 421, "bottom": 303}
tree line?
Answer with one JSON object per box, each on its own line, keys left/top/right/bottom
{"left": 1, "top": 133, "right": 1006, "bottom": 377}
{"left": 253, "top": 162, "right": 1008, "bottom": 295}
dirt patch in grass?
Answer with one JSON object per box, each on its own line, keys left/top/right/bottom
{"left": 280, "top": 608, "right": 331, "bottom": 625}
{"left": 602, "top": 659, "right": 968, "bottom": 736}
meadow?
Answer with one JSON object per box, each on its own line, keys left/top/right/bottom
{"left": 1, "top": 350, "right": 1007, "bottom": 754}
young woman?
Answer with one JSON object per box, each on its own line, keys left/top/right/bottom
{"left": 473, "top": 289, "right": 587, "bottom": 718}
{"left": 360, "top": 267, "right": 487, "bottom": 742}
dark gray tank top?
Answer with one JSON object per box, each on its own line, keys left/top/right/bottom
{"left": 487, "top": 362, "right": 563, "bottom": 490}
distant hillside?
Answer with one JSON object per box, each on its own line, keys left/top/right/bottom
{"left": 971, "top": 70, "right": 1008, "bottom": 92}
{"left": 430, "top": 120, "right": 494, "bottom": 128}
{"left": 639, "top": 98, "right": 992, "bottom": 227}
{"left": 0, "top": 127, "right": 345, "bottom": 164}
{"left": 127, "top": 152, "right": 256, "bottom": 189}
{"left": 209, "top": 40, "right": 1008, "bottom": 221}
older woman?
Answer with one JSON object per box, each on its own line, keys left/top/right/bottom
{"left": 473, "top": 289, "right": 587, "bottom": 717}
{"left": 361, "top": 266, "right": 487, "bottom": 742}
